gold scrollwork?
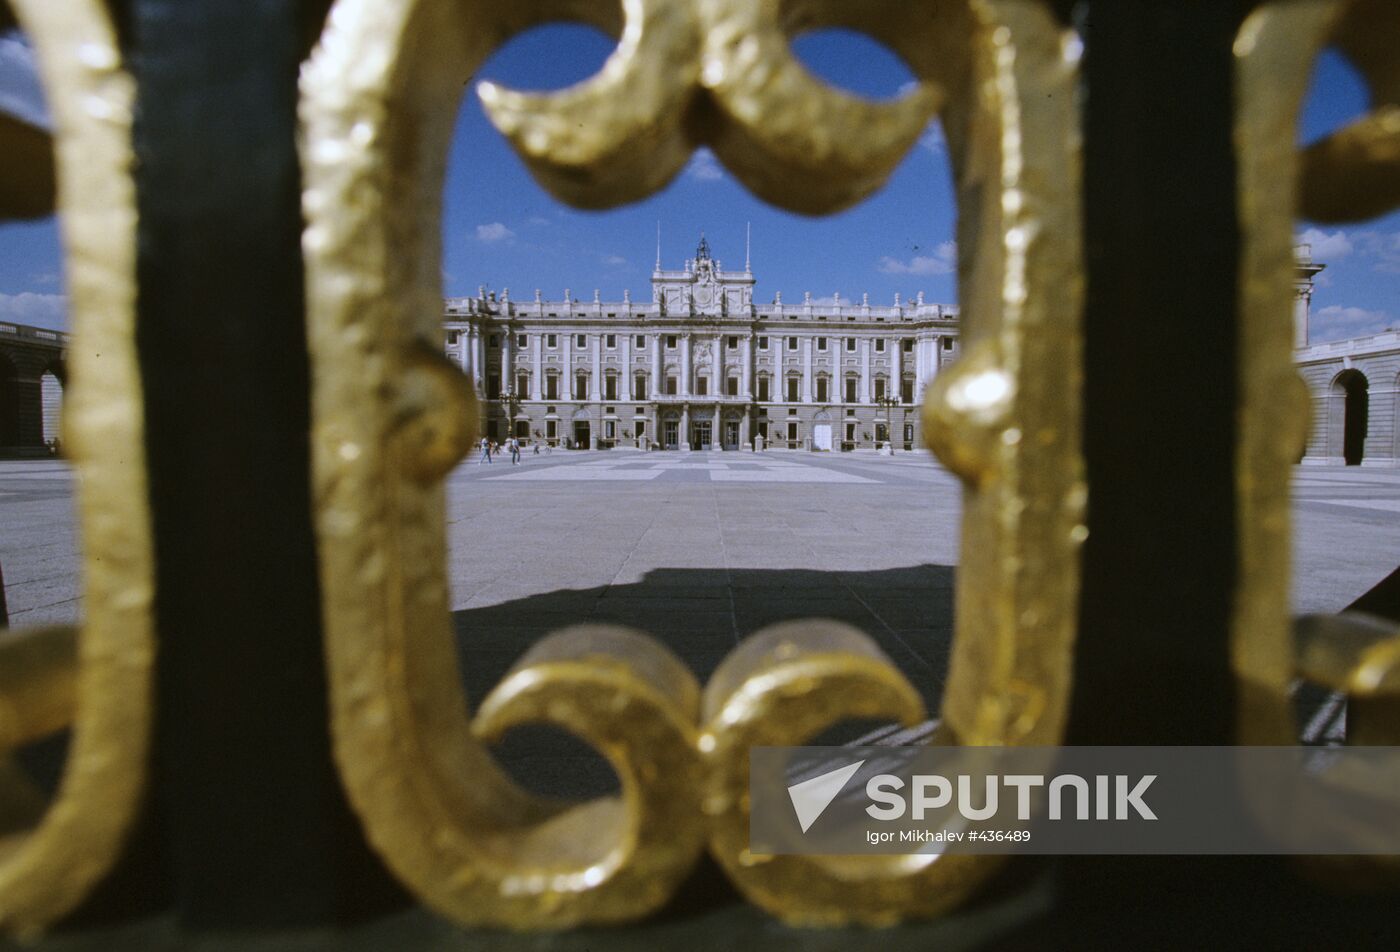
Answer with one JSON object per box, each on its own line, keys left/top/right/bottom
{"left": 1299, "top": 0, "right": 1400, "bottom": 224}
{"left": 1232, "top": 0, "right": 1344, "bottom": 745}
{"left": 302, "top": 0, "right": 1082, "bottom": 929}
{"left": 0, "top": 0, "right": 152, "bottom": 938}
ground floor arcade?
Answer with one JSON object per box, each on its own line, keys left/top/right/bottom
{"left": 483, "top": 399, "right": 923, "bottom": 452}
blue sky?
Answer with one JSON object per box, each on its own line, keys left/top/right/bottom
{"left": 1, "top": 26, "right": 1398, "bottom": 342}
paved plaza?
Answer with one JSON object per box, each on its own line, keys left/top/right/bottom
{"left": 2, "top": 450, "right": 1399, "bottom": 785}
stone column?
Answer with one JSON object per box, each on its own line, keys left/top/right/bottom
{"left": 680, "top": 402, "right": 691, "bottom": 452}
{"left": 914, "top": 334, "right": 924, "bottom": 398}
{"left": 562, "top": 332, "right": 573, "bottom": 399}
{"left": 590, "top": 333, "right": 602, "bottom": 401}
{"left": 740, "top": 412, "right": 750, "bottom": 449}
{"left": 501, "top": 327, "right": 513, "bottom": 391}
{"left": 462, "top": 326, "right": 476, "bottom": 382}
{"left": 621, "top": 333, "right": 632, "bottom": 401}
{"left": 531, "top": 333, "right": 543, "bottom": 400}
{"left": 802, "top": 336, "right": 813, "bottom": 403}
{"left": 860, "top": 338, "right": 872, "bottom": 403}
{"left": 680, "top": 333, "right": 692, "bottom": 397}
{"left": 713, "top": 403, "right": 721, "bottom": 451}
{"left": 649, "top": 334, "right": 661, "bottom": 398}
{"left": 476, "top": 328, "right": 488, "bottom": 396}
{"left": 741, "top": 335, "right": 753, "bottom": 398}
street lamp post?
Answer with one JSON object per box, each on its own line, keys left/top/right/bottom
{"left": 875, "top": 394, "right": 899, "bottom": 453}
{"left": 501, "top": 388, "right": 521, "bottom": 444}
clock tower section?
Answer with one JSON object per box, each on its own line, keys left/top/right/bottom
{"left": 651, "top": 233, "right": 756, "bottom": 318}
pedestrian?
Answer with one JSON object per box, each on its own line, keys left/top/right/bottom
{"left": 478, "top": 437, "right": 492, "bottom": 465}
{"left": 510, "top": 438, "right": 521, "bottom": 465}
{"left": 533, "top": 441, "right": 541, "bottom": 455}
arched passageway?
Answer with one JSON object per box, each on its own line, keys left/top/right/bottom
{"left": 0, "top": 354, "right": 19, "bottom": 447}
{"left": 1331, "top": 369, "right": 1369, "bottom": 466}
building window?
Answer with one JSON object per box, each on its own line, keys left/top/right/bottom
{"left": 606, "top": 334, "right": 616, "bottom": 349}
{"left": 446, "top": 330, "right": 460, "bottom": 345}
{"left": 727, "top": 376, "right": 738, "bottom": 397}
{"left": 845, "top": 378, "right": 857, "bottom": 403}
{"left": 518, "top": 334, "right": 527, "bottom": 348}
{"left": 901, "top": 379, "right": 914, "bottom": 403}
{"left": 757, "top": 377, "right": 770, "bottom": 401}
{"left": 516, "top": 373, "right": 528, "bottom": 396}
{"left": 666, "top": 376, "right": 678, "bottom": 395}
{"left": 787, "top": 337, "right": 798, "bottom": 351}
{"left": 816, "top": 378, "right": 828, "bottom": 402}
{"left": 575, "top": 375, "right": 587, "bottom": 400}
{"left": 546, "top": 333, "right": 557, "bottom": 348}
{"left": 696, "top": 377, "right": 709, "bottom": 396}
{"left": 605, "top": 376, "right": 618, "bottom": 400}
{"left": 758, "top": 336, "right": 768, "bottom": 350}
{"left": 634, "top": 374, "right": 647, "bottom": 399}
{"left": 786, "top": 377, "right": 799, "bottom": 402}
{"left": 875, "top": 339, "right": 886, "bottom": 353}
{"left": 576, "top": 334, "right": 587, "bottom": 348}
{"left": 546, "top": 420, "right": 557, "bottom": 440}
{"left": 605, "top": 420, "right": 616, "bottom": 440}
{"left": 816, "top": 337, "right": 827, "bottom": 352}
{"left": 903, "top": 338, "right": 914, "bottom": 353}
{"left": 787, "top": 422, "right": 799, "bottom": 442}
{"left": 846, "top": 337, "right": 856, "bottom": 352}
{"left": 667, "top": 335, "right": 677, "bottom": 348}
{"left": 943, "top": 338, "right": 955, "bottom": 351}
{"left": 875, "top": 378, "right": 887, "bottom": 402}
{"left": 545, "top": 375, "right": 559, "bottom": 400}
{"left": 636, "top": 334, "right": 645, "bottom": 348}
{"left": 727, "top": 335, "right": 738, "bottom": 349}
{"left": 487, "top": 374, "right": 500, "bottom": 399}
{"left": 488, "top": 334, "right": 499, "bottom": 348}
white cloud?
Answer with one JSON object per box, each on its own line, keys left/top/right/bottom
{"left": 1363, "top": 231, "right": 1400, "bottom": 274}
{"left": 0, "top": 292, "right": 67, "bottom": 330}
{"left": 0, "top": 34, "right": 49, "bottom": 130}
{"left": 1312, "top": 304, "right": 1395, "bottom": 340}
{"left": 685, "top": 147, "right": 724, "bottom": 182}
{"left": 877, "top": 241, "right": 957, "bottom": 276}
{"left": 918, "top": 124, "right": 945, "bottom": 156}
{"left": 1296, "top": 228, "right": 1353, "bottom": 261}
{"left": 475, "top": 222, "right": 515, "bottom": 243}
{"left": 526, "top": 215, "right": 551, "bottom": 227}
{"left": 602, "top": 254, "right": 628, "bottom": 266}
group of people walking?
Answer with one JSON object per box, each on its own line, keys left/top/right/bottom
{"left": 477, "top": 437, "right": 524, "bottom": 465}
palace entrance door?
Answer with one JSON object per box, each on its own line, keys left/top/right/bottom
{"left": 723, "top": 420, "right": 739, "bottom": 450}
{"left": 691, "top": 420, "right": 712, "bottom": 450}
{"left": 663, "top": 420, "right": 678, "bottom": 449}
{"left": 573, "top": 421, "right": 590, "bottom": 449}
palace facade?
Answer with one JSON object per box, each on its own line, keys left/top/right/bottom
{"left": 1294, "top": 244, "right": 1400, "bottom": 466}
{"left": 444, "top": 236, "right": 961, "bottom": 451}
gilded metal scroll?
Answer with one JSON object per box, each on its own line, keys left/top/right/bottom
{"left": 0, "top": 1, "right": 152, "bottom": 937}
{"left": 1298, "top": 0, "right": 1400, "bottom": 223}
{"left": 1232, "top": 1, "right": 1344, "bottom": 745}
{"left": 302, "top": 0, "right": 1082, "bottom": 928}
{"left": 1239, "top": 1, "right": 1400, "bottom": 882}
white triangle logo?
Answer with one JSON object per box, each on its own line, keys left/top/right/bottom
{"left": 787, "top": 760, "right": 865, "bottom": 833}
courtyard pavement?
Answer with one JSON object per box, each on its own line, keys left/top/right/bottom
{"left": 2, "top": 450, "right": 1398, "bottom": 790}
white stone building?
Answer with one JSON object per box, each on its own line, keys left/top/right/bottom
{"left": 444, "top": 235, "right": 961, "bottom": 451}
{"left": 1290, "top": 244, "right": 1400, "bottom": 466}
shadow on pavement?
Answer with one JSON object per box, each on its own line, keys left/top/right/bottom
{"left": 452, "top": 563, "right": 955, "bottom": 799}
